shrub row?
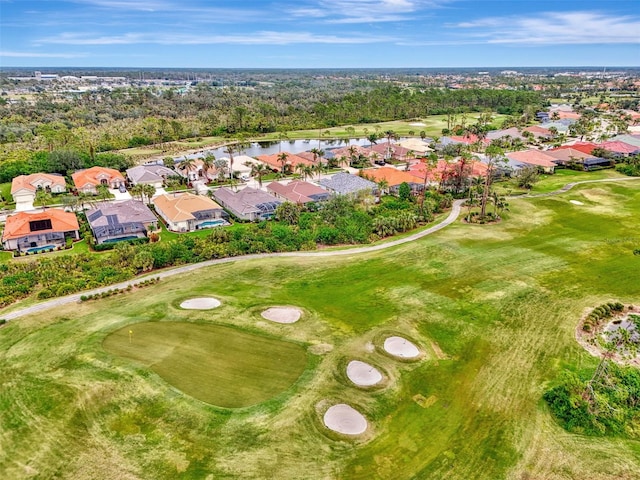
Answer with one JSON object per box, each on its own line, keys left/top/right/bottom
{"left": 582, "top": 302, "right": 625, "bottom": 331}
{"left": 79, "top": 277, "right": 160, "bottom": 302}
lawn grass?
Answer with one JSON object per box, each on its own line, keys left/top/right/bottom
{"left": 103, "top": 322, "right": 308, "bottom": 408}
{"left": 0, "top": 180, "right": 639, "bottom": 479}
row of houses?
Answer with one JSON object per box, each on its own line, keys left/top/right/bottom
{"left": 1, "top": 171, "right": 380, "bottom": 252}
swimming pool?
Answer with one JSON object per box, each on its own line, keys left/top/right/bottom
{"left": 198, "top": 219, "right": 227, "bottom": 229}
{"left": 25, "top": 245, "right": 55, "bottom": 254}
{"left": 103, "top": 236, "right": 140, "bottom": 243}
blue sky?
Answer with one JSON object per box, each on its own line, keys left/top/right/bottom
{"left": 1, "top": 0, "right": 639, "bottom": 68}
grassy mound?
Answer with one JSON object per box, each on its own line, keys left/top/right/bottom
{"left": 103, "top": 322, "right": 307, "bottom": 408}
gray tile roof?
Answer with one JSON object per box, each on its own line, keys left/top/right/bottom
{"left": 318, "top": 172, "right": 376, "bottom": 195}
{"left": 126, "top": 165, "right": 175, "bottom": 184}
{"left": 213, "top": 187, "right": 282, "bottom": 217}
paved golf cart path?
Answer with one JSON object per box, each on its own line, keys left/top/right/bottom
{"left": 2, "top": 176, "right": 639, "bottom": 321}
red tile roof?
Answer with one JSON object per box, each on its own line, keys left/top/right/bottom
{"left": 506, "top": 150, "right": 556, "bottom": 168}
{"left": 2, "top": 209, "right": 79, "bottom": 241}
{"left": 554, "top": 142, "right": 597, "bottom": 155}
{"left": 266, "top": 180, "right": 327, "bottom": 204}
{"left": 598, "top": 141, "right": 639, "bottom": 154}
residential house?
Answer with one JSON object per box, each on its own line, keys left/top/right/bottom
{"left": 360, "top": 167, "right": 425, "bottom": 194}
{"left": 173, "top": 158, "right": 217, "bottom": 182}
{"left": 11, "top": 173, "right": 66, "bottom": 211}
{"left": 1, "top": 208, "right": 79, "bottom": 252}
{"left": 85, "top": 200, "right": 157, "bottom": 244}
{"left": 367, "top": 142, "right": 416, "bottom": 162}
{"left": 545, "top": 148, "right": 596, "bottom": 166}
{"left": 72, "top": 166, "right": 125, "bottom": 194}
{"left": 266, "top": 180, "right": 330, "bottom": 205}
{"left": 409, "top": 160, "right": 488, "bottom": 185}
{"left": 319, "top": 172, "right": 377, "bottom": 196}
{"left": 212, "top": 187, "right": 281, "bottom": 221}
{"left": 256, "top": 152, "right": 313, "bottom": 173}
{"left": 396, "top": 138, "right": 433, "bottom": 154}
{"left": 505, "top": 150, "right": 556, "bottom": 173}
{"left": 612, "top": 134, "right": 640, "bottom": 148}
{"left": 598, "top": 141, "right": 640, "bottom": 156}
{"left": 153, "top": 192, "right": 227, "bottom": 232}
{"left": 126, "top": 164, "right": 176, "bottom": 188}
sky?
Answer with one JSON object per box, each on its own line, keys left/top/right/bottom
{"left": 1, "top": 0, "right": 639, "bottom": 68}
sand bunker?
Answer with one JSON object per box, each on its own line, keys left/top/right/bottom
{"left": 323, "top": 404, "right": 368, "bottom": 435}
{"left": 570, "top": 200, "right": 584, "bottom": 205}
{"left": 261, "top": 306, "right": 302, "bottom": 324}
{"left": 383, "top": 336, "right": 420, "bottom": 358}
{"left": 180, "top": 297, "right": 221, "bottom": 310}
{"left": 409, "top": 122, "right": 426, "bottom": 126}
{"left": 346, "top": 360, "right": 383, "bottom": 386}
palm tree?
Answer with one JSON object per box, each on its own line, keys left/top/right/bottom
{"left": 347, "top": 145, "right": 358, "bottom": 166}
{"left": 384, "top": 130, "right": 396, "bottom": 161}
{"left": 178, "top": 156, "right": 196, "bottom": 180}
{"left": 277, "top": 152, "right": 289, "bottom": 174}
{"left": 376, "top": 179, "right": 389, "bottom": 201}
{"left": 313, "top": 163, "right": 324, "bottom": 180}
{"left": 309, "top": 147, "right": 323, "bottom": 166}
{"left": 480, "top": 145, "right": 507, "bottom": 220}
{"left": 34, "top": 188, "right": 52, "bottom": 210}
{"left": 130, "top": 183, "right": 144, "bottom": 201}
{"left": 141, "top": 184, "right": 156, "bottom": 204}
{"left": 250, "top": 163, "right": 271, "bottom": 188}
{"left": 201, "top": 154, "right": 216, "bottom": 182}
{"left": 214, "top": 159, "right": 229, "bottom": 182}
{"left": 367, "top": 133, "right": 378, "bottom": 147}
{"left": 295, "top": 163, "right": 309, "bottom": 181}
{"left": 224, "top": 144, "right": 238, "bottom": 180}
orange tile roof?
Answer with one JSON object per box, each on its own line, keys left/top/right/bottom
{"left": 72, "top": 166, "right": 124, "bottom": 189}
{"left": 152, "top": 193, "right": 222, "bottom": 223}
{"left": 2, "top": 209, "right": 79, "bottom": 241}
{"left": 360, "top": 167, "right": 424, "bottom": 186}
{"left": 11, "top": 173, "right": 66, "bottom": 195}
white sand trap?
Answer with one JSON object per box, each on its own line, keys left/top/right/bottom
{"left": 323, "top": 404, "right": 368, "bottom": 435}
{"left": 384, "top": 336, "right": 420, "bottom": 358}
{"left": 346, "top": 360, "right": 383, "bottom": 386}
{"left": 180, "top": 297, "right": 221, "bottom": 310}
{"left": 570, "top": 200, "right": 584, "bottom": 205}
{"left": 261, "top": 306, "right": 302, "bottom": 324}
{"left": 409, "top": 122, "right": 426, "bottom": 126}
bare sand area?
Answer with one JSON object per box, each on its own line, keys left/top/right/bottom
{"left": 346, "top": 360, "right": 383, "bottom": 386}
{"left": 323, "top": 404, "right": 368, "bottom": 435}
{"left": 261, "top": 306, "right": 302, "bottom": 324}
{"left": 570, "top": 200, "right": 584, "bottom": 205}
{"left": 179, "top": 297, "right": 221, "bottom": 310}
{"left": 383, "top": 336, "right": 420, "bottom": 358}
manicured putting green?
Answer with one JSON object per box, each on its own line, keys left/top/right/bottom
{"left": 103, "top": 322, "right": 307, "bottom": 408}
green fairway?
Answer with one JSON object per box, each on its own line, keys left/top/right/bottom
{"left": 0, "top": 180, "right": 639, "bottom": 479}
{"left": 103, "top": 322, "right": 308, "bottom": 408}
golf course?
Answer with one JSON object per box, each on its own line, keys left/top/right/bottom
{"left": 1, "top": 177, "right": 639, "bottom": 479}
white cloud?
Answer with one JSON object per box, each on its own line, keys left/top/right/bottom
{"left": 39, "top": 31, "right": 394, "bottom": 45}
{"left": 455, "top": 11, "right": 640, "bottom": 45}
{"left": 0, "top": 50, "right": 86, "bottom": 58}
{"left": 291, "top": 0, "right": 447, "bottom": 24}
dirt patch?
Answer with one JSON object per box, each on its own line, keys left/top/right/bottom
{"left": 308, "top": 343, "right": 333, "bottom": 355}
{"left": 346, "top": 360, "right": 383, "bottom": 386}
{"left": 383, "top": 336, "right": 420, "bottom": 359}
{"left": 261, "top": 306, "right": 302, "bottom": 324}
{"left": 180, "top": 297, "right": 221, "bottom": 310}
{"left": 323, "top": 404, "right": 368, "bottom": 435}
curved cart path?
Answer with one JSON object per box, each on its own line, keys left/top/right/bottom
{"left": 2, "top": 176, "right": 638, "bottom": 321}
